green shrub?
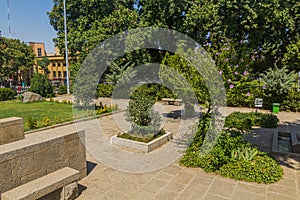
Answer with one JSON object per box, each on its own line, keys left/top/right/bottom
{"left": 29, "top": 73, "right": 54, "bottom": 97}
{"left": 96, "top": 84, "right": 113, "bottom": 97}
{"left": 125, "top": 88, "right": 161, "bottom": 136}
{"left": 180, "top": 120, "right": 283, "bottom": 184}
{"left": 42, "top": 117, "right": 51, "bottom": 127}
{"left": 197, "top": 130, "right": 250, "bottom": 172}
{"left": 25, "top": 118, "right": 38, "bottom": 130}
{"left": 225, "top": 112, "right": 278, "bottom": 131}
{"left": 224, "top": 112, "right": 253, "bottom": 131}
{"left": 0, "top": 88, "right": 16, "bottom": 101}
{"left": 226, "top": 80, "right": 264, "bottom": 107}
{"left": 281, "top": 88, "right": 300, "bottom": 112}
{"left": 180, "top": 114, "right": 212, "bottom": 167}
{"left": 219, "top": 153, "right": 283, "bottom": 184}
{"left": 260, "top": 65, "right": 294, "bottom": 104}
{"left": 58, "top": 85, "right": 67, "bottom": 95}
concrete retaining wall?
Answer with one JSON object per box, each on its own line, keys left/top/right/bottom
{"left": 0, "top": 129, "right": 86, "bottom": 195}
{"left": 0, "top": 117, "right": 24, "bottom": 145}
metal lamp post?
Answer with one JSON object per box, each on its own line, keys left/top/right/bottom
{"left": 63, "top": 0, "right": 70, "bottom": 94}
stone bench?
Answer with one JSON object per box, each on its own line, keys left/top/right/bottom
{"left": 161, "top": 98, "right": 183, "bottom": 106}
{"left": 1, "top": 167, "right": 81, "bottom": 200}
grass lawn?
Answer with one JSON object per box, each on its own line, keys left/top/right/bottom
{"left": 0, "top": 100, "right": 91, "bottom": 131}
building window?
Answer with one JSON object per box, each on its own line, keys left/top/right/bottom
{"left": 58, "top": 71, "right": 61, "bottom": 78}
{"left": 52, "top": 63, "right": 56, "bottom": 67}
{"left": 63, "top": 71, "right": 67, "bottom": 78}
{"left": 58, "top": 63, "right": 61, "bottom": 67}
{"left": 53, "top": 71, "right": 56, "bottom": 78}
{"left": 37, "top": 48, "right": 42, "bottom": 57}
{"left": 63, "top": 63, "right": 66, "bottom": 66}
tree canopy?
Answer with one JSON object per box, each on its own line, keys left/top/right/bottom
{"left": 0, "top": 37, "right": 35, "bottom": 82}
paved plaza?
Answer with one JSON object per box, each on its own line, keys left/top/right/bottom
{"left": 35, "top": 96, "right": 300, "bottom": 199}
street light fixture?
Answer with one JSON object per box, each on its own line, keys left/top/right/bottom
{"left": 63, "top": 0, "right": 70, "bottom": 94}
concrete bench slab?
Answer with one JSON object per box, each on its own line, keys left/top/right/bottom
{"left": 161, "top": 98, "right": 183, "bottom": 106}
{"left": 1, "top": 167, "right": 80, "bottom": 200}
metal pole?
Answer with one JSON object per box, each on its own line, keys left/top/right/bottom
{"left": 7, "top": 0, "right": 11, "bottom": 38}
{"left": 63, "top": 0, "right": 70, "bottom": 94}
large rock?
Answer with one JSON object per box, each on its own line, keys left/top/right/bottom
{"left": 22, "top": 91, "right": 42, "bottom": 103}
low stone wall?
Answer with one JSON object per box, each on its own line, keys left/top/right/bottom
{"left": 110, "top": 132, "right": 173, "bottom": 152}
{"left": 0, "top": 117, "right": 24, "bottom": 145}
{"left": 0, "top": 129, "right": 86, "bottom": 196}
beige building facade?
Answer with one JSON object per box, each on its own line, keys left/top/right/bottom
{"left": 30, "top": 42, "right": 69, "bottom": 85}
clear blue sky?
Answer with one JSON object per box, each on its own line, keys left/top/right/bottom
{"left": 0, "top": 0, "right": 56, "bottom": 53}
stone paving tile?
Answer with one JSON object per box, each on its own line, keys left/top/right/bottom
{"left": 154, "top": 189, "right": 178, "bottom": 200}
{"left": 102, "top": 189, "right": 130, "bottom": 200}
{"left": 208, "top": 178, "right": 237, "bottom": 198}
{"left": 175, "top": 185, "right": 207, "bottom": 200}
{"left": 130, "top": 190, "right": 156, "bottom": 200}
{"left": 203, "top": 193, "right": 230, "bottom": 200}
{"left": 141, "top": 178, "right": 169, "bottom": 193}
{"left": 266, "top": 192, "right": 298, "bottom": 200}
{"left": 163, "top": 181, "right": 186, "bottom": 192}
{"left": 235, "top": 182, "right": 266, "bottom": 194}
{"left": 172, "top": 170, "right": 195, "bottom": 185}
{"left": 267, "top": 184, "right": 297, "bottom": 197}
{"left": 231, "top": 190, "right": 266, "bottom": 200}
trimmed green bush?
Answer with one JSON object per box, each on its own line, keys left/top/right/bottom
{"left": 0, "top": 88, "right": 16, "bottom": 101}
{"left": 225, "top": 112, "right": 279, "bottom": 131}
{"left": 29, "top": 73, "right": 54, "bottom": 97}
{"left": 219, "top": 153, "right": 283, "bottom": 184}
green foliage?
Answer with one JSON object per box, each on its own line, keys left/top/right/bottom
{"left": 225, "top": 112, "right": 279, "bottom": 131}
{"left": 281, "top": 88, "right": 300, "bottom": 112}
{"left": 42, "top": 117, "right": 51, "bottom": 127}
{"left": 0, "top": 88, "right": 16, "bottom": 101}
{"left": 134, "top": 84, "right": 176, "bottom": 101}
{"left": 96, "top": 84, "right": 114, "bottom": 98}
{"left": 260, "top": 65, "right": 295, "bottom": 103}
{"left": 231, "top": 147, "right": 258, "bottom": 162}
{"left": 225, "top": 112, "right": 252, "bottom": 131}
{"left": 181, "top": 126, "right": 283, "bottom": 183}
{"left": 104, "top": 62, "right": 135, "bottom": 85}
{"left": 37, "top": 57, "right": 50, "bottom": 75}
{"left": 219, "top": 154, "right": 283, "bottom": 184}
{"left": 95, "top": 103, "right": 118, "bottom": 115}
{"left": 58, "top": 85, "right": 67, "bottom": 95}
{"left": 117, "top": 129, "right": 166, "bottom": 143}
{"left": 125, "top": 87, "right": 161, "bottom": 135}
{"left": 180, "top": 114, "right": 212, "bottom": 167}
{"left": 0, "top": 37, "right": 35, "bottom": 79}
{"left": 197, "top": 130, "right": 250, "bottom": 172}
{"left": 226, "top": 80, "right": 264, "bottom": 107}
{"left": 29, "top": 73, "right": 54, "bottom": 97}
{"left": 25, "top": 118, "right": 38, "bottom": 130}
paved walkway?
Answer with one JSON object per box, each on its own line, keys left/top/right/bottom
{"left": 30, "top": 97, "right": 300, "bottom": 199}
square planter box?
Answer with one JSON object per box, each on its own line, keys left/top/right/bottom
{"left": 110, "top": 132, "right": 173, "bottom": 153}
